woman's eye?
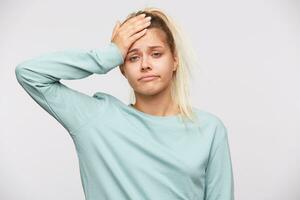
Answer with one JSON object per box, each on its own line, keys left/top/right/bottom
{"left": 128, "top": 53, "right": 161, "bottom": 62}
{"left": 129, "top": 56, "right": 139, "bottom": 62}
{"left": 152, "top": 52, "right": 162, "bottom": 57}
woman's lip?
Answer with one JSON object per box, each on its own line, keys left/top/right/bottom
{"left": 139, "top": 76, "right": 159, "bottom": 81}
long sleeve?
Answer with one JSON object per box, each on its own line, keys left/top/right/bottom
{"left": 15, "top": 42, "right": 124, "bottom": 135}
{"left": 204, "top": 120, "right": 235, "bottom": 200}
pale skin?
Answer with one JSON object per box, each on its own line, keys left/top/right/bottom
{"left": 111, "top": 14, "right": 180, "bottom": 117}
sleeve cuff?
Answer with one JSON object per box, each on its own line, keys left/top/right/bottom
{"left": 93, "top": 42, "right": 124, "bottom": 73}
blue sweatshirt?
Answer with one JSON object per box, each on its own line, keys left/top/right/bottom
{"left": 15, "top": 42, "right": 234, "bottom": 200}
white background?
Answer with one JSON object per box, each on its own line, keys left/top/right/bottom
{"left": 1, "top": 0, "right": 299, "bottom": 199}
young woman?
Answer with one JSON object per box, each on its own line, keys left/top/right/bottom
{"left": 15, "top": 7, "right": 234, "bottom": 200}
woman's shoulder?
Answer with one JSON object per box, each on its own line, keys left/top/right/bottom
{"left": 192, "top": 107, "right": 227, "bottom": 128}
{"left": 192, "top": 107, "right": 229, "bottom": 142}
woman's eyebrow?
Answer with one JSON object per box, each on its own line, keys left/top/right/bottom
{"left": 128, "top": 46, "right": 164, "bottom": 54}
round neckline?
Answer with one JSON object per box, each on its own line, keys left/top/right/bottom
{"left": 127, "top": 103, "right": 181, "bottom": 121}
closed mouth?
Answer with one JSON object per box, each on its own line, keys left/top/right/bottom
{"left": 139, "top": 75, "right": 160, "bottom": 81}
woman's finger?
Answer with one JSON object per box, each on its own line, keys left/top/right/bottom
{"left": 119, "top": 16, "right": 151, "bottom": 40}
{"left": 111, "top": 21, "right": 120, "bottom": 40}
{"left": 118, "top": 14, "right": 146, "bottom": 33}
{"left": 122, "top": 13, "right": 146, "bottom": 28}
{"left": 129, "top": 28, "right": 148, "bottom": 43}
{"left": 127, "top": 18, "right": 151, "bottom": 37}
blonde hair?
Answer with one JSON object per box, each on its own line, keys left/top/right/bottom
{"left": 120, "top": 7, "right": 200, "bottom": 124}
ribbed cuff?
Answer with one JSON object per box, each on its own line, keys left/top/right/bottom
{"left": 94, "top": 42, "right": 124, "bottom": 73}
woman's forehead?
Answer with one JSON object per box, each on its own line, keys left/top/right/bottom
{"left": 128, "top": 29, "right": 167, "bottom": 51}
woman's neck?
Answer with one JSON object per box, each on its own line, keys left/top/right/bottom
{"left": 132, "top": 88, "right": 180, "bottom": 117}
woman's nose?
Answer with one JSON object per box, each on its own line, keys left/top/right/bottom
{"left": 141, "top": 56, "right": 151, "bottom": 71}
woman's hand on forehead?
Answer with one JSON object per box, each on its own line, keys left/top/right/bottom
{"left": 111, "top": 13, "right": 152, "bottom": 60}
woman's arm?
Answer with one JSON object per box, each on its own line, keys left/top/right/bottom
{"left": 15, "top": 42, "right": 124, "bottom": 135}
{"left": 204, "top": 120, "right": 235, "bottom": 200}
{"left": 15, "top": 14, "right": 151, "bottom": 136}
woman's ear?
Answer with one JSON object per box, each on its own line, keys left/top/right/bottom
{"left": 173, "top": 53, "right": 179, "bottom": 71}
